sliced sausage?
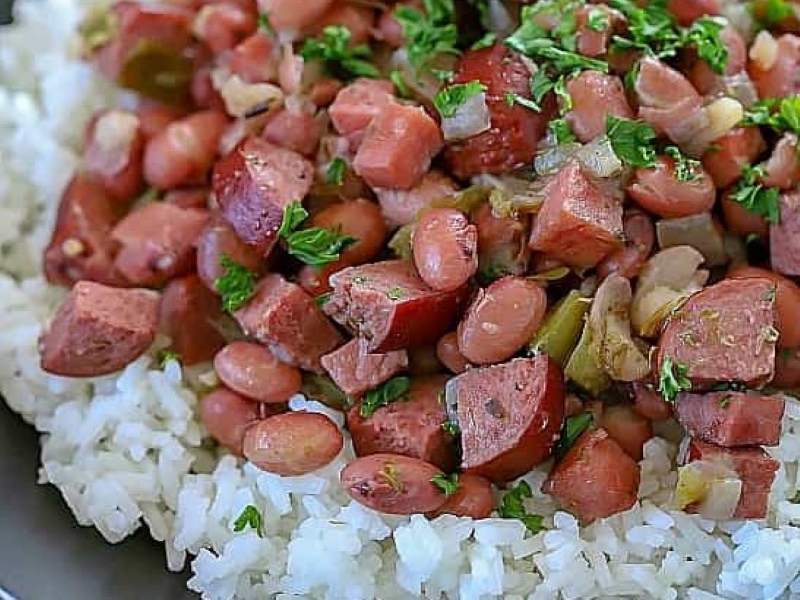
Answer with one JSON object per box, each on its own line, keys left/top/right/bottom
{"left": 453, "top": 356, "right": 565, "bottom": 483}
{"left": 323, "top": 260, "right": 469, "bottom": 353}
{"left": 565, "top": 71, "right": 633, "bottom": 143}
{"left": 158, "top": 275, "right": 227, "bottom": 365}
{"left": 575, "top": 5, "right": 618, "bottom": 57}
{"left": 234, "top": 273, "right": 344, "bottom": 373}
{"left": 701, "top": 127, "right": 766, "bottom": 189}
{"left": 412, "top": 208, "right": 478, "bottom": 292}
{"left": 600, "top": 403, "right": 653, "bottom": 461}
{"left": 347, "top": 375, "right": 456, "bottom": 471}
{"left": 543, "top": 427, "right": 640, "bottom": 524}
{"left": 656, "top": 278, "right": 777, "bottom": 387}
{"left": 214, "top": 341, "right": 302, "bottom": 403}
{"left": 473, "top": 202, "right": 531, "bottom": 279}
{"left": 340, "top": 453, "right": 448, "bottom": 515}
{"left": 200, "top": 387, "right": 261, "bottom": 455}
{"left": 308, "top": 2, "right": 374, "bottom": 47}
{"left": 596, "top": 210, "right": 655, "bottom": 280}
{"left": 427, "top": 473, "right": 494, "bottom": 519}
{"left": 444, "top": 44, "right": 552, "bottom": 178}
{"left": 376, "top": 170, "right": 459, "bottom": 228}
{"left": 770, "top": 192, "right": 800, "bottom": 276}
{"left": 529, "top": 161, "right": 623, "bottom": 269}
{"left": 40, "top": 281, "right": 159, "bottom": 377}
{"left": 748, "top": 34, "right": 800, "bottom": 99}
{"left": 684, "top": 440, "right": 779, "bottom": 519}
{"left": 676, "top": 391, "right": 785, "bottom": 447}
{"left": 212, "top": 137, "right": 314, "bottom": 254}
{"left": 321, "top": 338, "right": 409, "bottom": 398}
{"left": 111, "top": 202, "right": 210, "bottom": 287}
{"left": 243, "top": 411, "right": 343, "bottom": 476}
{"left": 457, "top": 276, "right": 547, "bottom": 365}
{"left": 353, "top": 101, "right": 443, "bottom": 190}
{"left": 627, "top": 156, "right": 716, "bottom": 219}
{"left": 195, "top": 214, "right": 266, "bottom": 294}
{"left": 43, "top": 174, "right": 126, "bottom": 287}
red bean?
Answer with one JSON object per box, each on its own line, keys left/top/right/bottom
{"left": 310, "top": 199, "right": 388, "bottom": 267}
{"left": 702, "top": 127, "right": 766, "bottom": 188}
{"left": 436, "top": 331, "right": 471, "bottom": 374}
{"left": 136, "top": 103, "right": 186, "bottom": 139}
{"left": 457, "top": 276, "right": 547, "bottom": 365}
{"left": 597, "top": 210, "right": 655, "bottom": 280}
{"left": 728, "top": 266, "right": 800, "bottom": 349}
{"left": 143, "top": 110, "right": 228, "bottom": 190}
{"left": 407, "top": 345, "right": 445, "bottom": 376}
{"left": 200, "top": 387, "right": 260, "bottom": 455}
{"left": 774, "top": 347, "right": 800, "bottom": 389}
{"left": 308, "top": 2, "right": 374, "bottom": 47}
{"left": 627, "top": 156, "right": 716, "bottom": 218}
{"left": 163, "top": 187, "right": 209, "bottom": 210}
{"left": 427, "top": 474, "right": 494, "bottom": 519}
{"left": 225, "top": 32, "right": 277, "bottom": 84}
{"left": 340, "top": 453, "right": 448, "bottom": 515}
{"left": 259, "top": 0, "right": 334, "bottom": 33}
{"left": 413, "top": 208, "right": 478, "bottom": 292}
{"left": 720, "top": 190, "right": 769, "bottom": 239}
{"left": 243, "top": 411, "right": 344, "bottom": 476}
{"left": 192, "top": 2, "right": 256, "bottom": 55}
{"left": 600, "top": 403, "right": 653, "bottom": 461}
{"left": 195, "top": 216, "right": 266, "bottom": 293}
{"left": 630, "top": 382, "right": 674, "bottom": 422}
{"left": 214, "top": 341, "right": 302, "bottom": 403}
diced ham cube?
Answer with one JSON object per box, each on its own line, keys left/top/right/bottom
{"left": 40, "top": 281, "right": 159, "bottom": 377}
{"left": 452, "top": 356, "right": 565, "bottom": 483}
{"left": 353, "top": 102, "right": 443, "bottom": 190}
{"left": 346, "top": 375, "right": 457, "bottom": 471}
{"left": 529, "top": 161, "right": 623, "bottom": 269}
{"left": 321, "top": 338, "right": 409, "bottom": 398}
{"left": 566, "top": 71, "right": 633, "bottom": 143}
{"left": 656, "top": 278, "right": 777, "bottom": 387}
{"left": 323, "top": 260, "right": 469, "bottom": 353}
{"left": 685, "top": 440, "right": 779, "bottom": 519}
{"left": 329, "top": 79, "right": 396, "bottom": 147}
{"left": 543, "top": 427, "right": 641, "bottom": 524}
{"left": 770, "top": 192, "right": 800, "bottom": 276}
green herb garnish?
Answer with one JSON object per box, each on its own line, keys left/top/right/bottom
{"left": 658, "top": 355, "right": 692, "bottom": 403}
{"left": 665, "top": 146, "right": 701, "bottom": 181}
{"left": 386, "top": 286, "right": 405, "bottom": 301}
{"left": 750, "top": 0, "right": 793, "bottom": 28}
{"left": 431, "top": 473, "right": 460, "bottom": 496}
{"left": 315, "top": 292, "right": 332, "bottom": 307}
{"left": 215, "top": 255, "right": 256, "bottom": 313}
{"left": 442, "top": 420, "right": 460, "bottom": 436}
{"left": 497, "top": 481, "right": 546, "bottom": 534}
{"left": 730, "top": 164, "right": 781, "bottom": 225}
{"left": 743, "top": 97, "right": 800, "bottom": 136}
{"left": 605, "top": 115, "right": 658, "bottom": 168}
{"left": 359, "top": 376, "right": 412, "bottom": 417}
{"left": 471, "top": 32, "right": 497, "bottom": 50}
{"left": 278, "top": 201, "right": 357, "bottom": 267}
{"left": 300, "top": 25, "right": 380, "bottom": 79}
{"left": 326, "top": 157, "right": 347, "bottom": 186}
{"left": 158, "top": 349, "right": 181, "bottom": 368}
{"left": 549, "top": 117, "right": 576, "bottom": 144}
{"left": 719, "top": 394, "right": 733, "bottom": 409}
{"left": 586, "top": 8, "right": 610, "bottom": 31}
{"left": 390, "top": 70, "right": 413, "bottom": 98}
{"left": 395, "top": 0, "right": 460, "bottom": 76}
{"left": 434, "top": 81, "right": 486, "bottom": 118}
{"left": 554, "top": 411, "right": 594, "bottom": 459}
{"left": 257, "top": 12, "right": 274, "bottom": 36}
{"left": 233, "top": 504, "right": 264, "bottom": 537}
{"left": 685, "top": 17, "right": 728, "bottom": 75}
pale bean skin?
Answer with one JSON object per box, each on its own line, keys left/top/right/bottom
{"left": 214, "top": 341, "right": 302, "bottom": 403}
{"left": 195, "top": 216, "right": 265, "bottom": 293}
{"left": 243, "top": 411, "right": 344, "bottom": 476}
{"left": 143, "top": 110, "right": 228, "bottom": 190}
{"left": 436, "top": 331, "right": 471, "bottom": 374}
{"left": 457, "top": 276, "right": 548, "bottom": 365}
{"left": 596, "top": 210, "right": 655, "bottom": 280}
{"left": 310, "top": 199, "right": 388, "bottom": 267}
{"left": 627, "top": 156, "right": 716, "bottom": 218}
{"left": 200, "top": 387, "right": 260, "bottom": 455}
{"left": 413, "top": 208, "right": 478, "bottom": 292}
{"left": 427, "top": 473, "right": 494, "bottom": 519}
{"left": 630, "top": 382, "right": 674, "bottom": 422}
{"left": 340, "top": 453, "right": 448, "bottom": 515}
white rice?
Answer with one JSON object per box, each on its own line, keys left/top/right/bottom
{"left": 2, "top": 1, "right": 800, "bottom": 598}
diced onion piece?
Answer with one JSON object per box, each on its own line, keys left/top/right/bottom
{"left": 574, "top": 137, "right": 624, "bottom": 178}
{"left": 441, "top": 91, "right": 491, "bottom": 141}
{"left": 674, "top": 460, "right": 742, "bottom": 520}
{"left": 279, "top": 42, "right": 305, "bottom": 96}
{"left": 722, "top": 2, "right": 756, "bottom": 43}
{"left": 214, "top": 70, "right": 284, "bottom": 118}
{"left": 534, "top": 142, "right": 582, "bottom": 176}
{"left": 749, "top": 30, "right": 778, "bottom": 71}
{"left": 722, "top": 72, "right": 759, "bottom": 109}
{"left": 90, "top": 110, "right": 140, "bottom": 175}
{"left": 589, "top": 274, "right": 650, "bottom": 382}
{"left": 656, "top": 212, "right": 728, "bottom": 267}
{"left": 686, "top": 98, "right": 744, "bottom": 156}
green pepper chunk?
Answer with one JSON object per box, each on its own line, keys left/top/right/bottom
{"left": 300, "top": 373, "right": 350, "bottom": 410}
{"left": 529, "top": 290, "right": 591, "bottom": 367}
{"left": 564, "top": 319, "right": 611, "bottom": 396}
{"left": 118, "top": 39, "right": 193, "bottom": 105}
{"left": 388, "top": 223, "right": 415, "bottom": 261}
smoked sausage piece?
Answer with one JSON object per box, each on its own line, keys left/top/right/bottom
{"left": 321, "top": 338, "right": 408, "bottom": 398}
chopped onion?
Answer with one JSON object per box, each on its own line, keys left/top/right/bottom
{"left": 574, "top": 137, "right": 624, "bottom": 178}
{"left": 89, "top": 110, "right": 140, "bottom": 176}
{"left": 674, "top": 460, "right": 742, "bottom": 520}
{"left": 441, "top": 91, "right": 491, "bottom": 141}
{"left": 213, "top": 70, "right": 284, "bottom": 118}
{"left": 721, "top": 1, "right": 756, "bottom": 43}
{"left": 685, "top": 98, "right": 744, "bottom": 157}
{"left": 722, "top": 72, "right": 759, "bottom": 109}
{"left": 656, "top": 212, "right": 728, "bottom": 267}
{"left": 279, "top": 42, "right": 304, "bottom": 96}
{"left": 749, "top": 30, "right": 778, "bottom": 71}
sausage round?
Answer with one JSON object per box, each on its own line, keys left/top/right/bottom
{"left": 413, "top": 208, "right": 479, "bottom": 292}
{"left": 340, "top": 453, "right": 448, "bottom": 515}
{"left": 458, "top": 276, "right": 547, "bottom": 364}
{"left": 243, "top": 411, "right": 344, "bottom": 476}
{"left": 214, "top": 341, "right": 303, "bottom": 403}
{"left": 200, "top": 387, "right": 260, "bottom": 455}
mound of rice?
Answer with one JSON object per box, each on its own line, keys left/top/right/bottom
{"left": 1, "top": 1, "right": 800, "bottom": 598}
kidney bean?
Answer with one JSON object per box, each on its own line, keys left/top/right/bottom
{"left": 457, "top": 276, "right": 547, "bottom": 365}
{"left": 702, "top": 127, "right": 766, "bottom": 189}
{"left": 214, "top": 341, "right": 302, "bottom": 403}
{"left": 191, "top": 65, "right": 226, "bottom": 112}
{"left": 192, "top": 2, "right": 256, "bottom": 55}
{"left": 412, "top": 208, "right": 478, "bottom": 292}
{"left": 629, "top": 382, "right": 674, "bottom": 422}
{"left": 600, "top": 403, "right": 653, "bottom": 461}
{"left": 596, "top": 210, "right": 655, "bottom": 280}
{"left": 136, "top": 102, "right": 187, "bottom": 139}
{"left": 308, "top": 2, "right": 374, "bottom": 47}
{"left": 728, "top": 266, "right": 800, "bottom": 349}
{"left": 720, "top": 190, "right": 769, "bottom": 240}
{"left": 436, "top": 331, "right": 471, "bottom": 374}
{"left": 310, "top": 199, "right": 388, "bottom": 267}
{"left": 163, "top": 187, "right": 209, "bottom": 210}
{"left": 427, "top": 474, "right": 494, "bottom": 519}
{"left": 340, "top": 453, "right": 448, "bottom": 515}
{"left": 200, "top": 387, "right": 261, "bottom": 455}
{"left": 225, "top": 32, "right": 277, "bottom": 84}
{"left": 143, "top": 110, "right": 229, "bottom": 190}
{"left": 243, "top": 411, "right": 344, "bottom": 476}
{"left": 627, "top": 156, "right": 716, "bottom": 218}
{"left": 774, "top": 347, "right": 800, "bottom": 389}
{"left": 195, "top": 215, "right": 266, "bottom": 293}
{"left": 309, "top": 78, "right": 343, "bottom": 107}
{"left": 407, "top": 345, "right": 445, "bottom": 376}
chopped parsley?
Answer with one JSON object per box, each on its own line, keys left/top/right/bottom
{"left": 554, "top": 411, "right": 594, "bottom": 459}
{"left": 549, "top": 117, "right": 577, "bottom": 144}
{"left": 719, "top": 394, "right": 733, "bottom": 409}
{"left": 442, "top": 420, "right": 460, "bottom": 436}
{"left": 433, "top": 81, "right": 486, "bottom": 118}
{"left": 471, "top": 31, "right": 498, "bottom": 50}
{"left": 658, "top": 355, "right": 692, "bottom": 403}
{"left": 730, "top": 164, "right": 781, "bottom": 225}
{"left": 386, "top": 286, "right": 405, "bottom": 301}
{"left": 431, "top": 473, "right": 460, "bottom": 496}
{"left": 395, "top": 0, "right": 460, "bottom": 76}
{"left": 359, "top": 376, "right": 411, "bottom": 417}
{"left": 215, "top": 255, "right": 256, "bottom": 313}
{"left": 497, "top": 481, "right": 546, "bottom": 535}
{"left": 157, "top": 349, "right": 181, "bottom": 368}
{"left": 505, "top": 91, "right": 541, "bottom": 112}
{"left": 232, "top": 504, "right": 264, "bottom": 537}
{"left": 605, "top": 115, "right": 658, "bottom": 168}
{"left": 278, "top": 201, "right": 358, "bottom": 267}
{"left": 257, "top": 12, "right": 274, "bottom": 36}
{"left": 300, "top": 25, "right": 380, "bottom": 79}
{"left": 750, "top": 0, "right": 793, "bottom": 28}
{"left": 665, "top": 146, "right": 701, "bottom": 181}
{"left": 684, "top": 17, "right": 728, "bottom": 75}
{"left": 390, "top": 70, "right": 412, "bottom": 98}
{"left": 742, "top": 97, "right": 800, "bottom": 136}
{"left": 326, "top": 157, "right": 347, "bottom": 186}
{"left": 314, "top": 292, "right": 332, "bottom": 307}
{"left": 586, "top": 8, "right": 610, "bottom": 31}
